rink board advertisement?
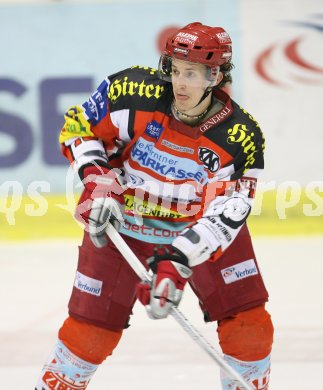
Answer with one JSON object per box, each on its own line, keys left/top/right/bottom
{"left": 0, "top": 0, "right": 240, "bottom": 193}
{"left": 0, "top": 0, "right": 322, "bottom": 238}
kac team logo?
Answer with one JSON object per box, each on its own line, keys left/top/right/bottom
{"left": 198, "top": 147, "right": 220, "bottom": 173}
{"left": 255, "top": 15, "right": 323, "bottom": 87}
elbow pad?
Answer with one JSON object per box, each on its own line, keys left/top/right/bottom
{"left": 172, "top": 223, "right": 221, "bottom": 267}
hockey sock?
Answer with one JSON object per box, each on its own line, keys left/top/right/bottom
{"left": 220, "top": 354, "right": 271, "bottom": 390}
{"left": 35, "top": 340, "right": 98, "bottom": 390}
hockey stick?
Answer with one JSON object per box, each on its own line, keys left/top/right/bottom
{"left": 105, "top": 223, "right": 253, "bottom": 390}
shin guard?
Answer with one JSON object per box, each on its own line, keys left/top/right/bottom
{"left": 35, "top": 340, "right": 98, "bottom": 390}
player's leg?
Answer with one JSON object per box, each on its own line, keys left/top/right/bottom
{"left": 218, "top": 304, "right": 273, "bottom": 389}
{"left": 35, "top": 233, "right": 152, "bottom": 390}
{"left": 189, "top": 224, "right": 274, "bottom": 389}
{"left": 35, "top": 317, "right": 123, "bottom": 390}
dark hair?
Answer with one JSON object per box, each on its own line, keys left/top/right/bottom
{"left": 217, "top": 61, "right": 235, "bottom": 89}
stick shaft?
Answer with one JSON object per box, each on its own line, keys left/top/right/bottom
{"left": 105, "top": 224, "right": 253, "bottom": 390}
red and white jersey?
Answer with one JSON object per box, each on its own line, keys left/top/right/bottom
{"left": 60, "top": 66, "right": 265, "bottom": 259}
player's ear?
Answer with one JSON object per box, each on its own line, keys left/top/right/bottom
{"left": 215, "top": 71, "right": 223, "bottom": 86}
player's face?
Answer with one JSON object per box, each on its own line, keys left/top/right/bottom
{"left": 171, "top": 59, "right": 210, "bottom": 114}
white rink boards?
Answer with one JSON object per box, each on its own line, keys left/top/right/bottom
{"left": 1, "top": 236, "right": 323, "bottom": 389}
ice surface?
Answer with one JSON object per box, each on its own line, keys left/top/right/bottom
{"left": 1, "top": 237, "right": 322, "bottom": 389}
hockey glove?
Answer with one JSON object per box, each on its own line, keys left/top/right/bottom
{"left": 76, "top": 165, "right": 125, "bottom": 248}
{"left": 136, "top": 249, "right": 192, "bottom": 319}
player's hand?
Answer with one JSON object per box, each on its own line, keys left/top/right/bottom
{"left": 76, "top": 165, "right": 125, "bottom": 248}
{"left": 136, "top": 250, "right": 192, "bottom": 319}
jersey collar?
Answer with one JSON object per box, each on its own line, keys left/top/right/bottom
{"left": 168, "top": 88, "right": 233, "bottom": 139}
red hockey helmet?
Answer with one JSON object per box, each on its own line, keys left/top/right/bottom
{"left": 165, "top": 22, "right": 232, "bottom": 66}
{"left": 158, "top": 22, "right": 232, "bottom": 84}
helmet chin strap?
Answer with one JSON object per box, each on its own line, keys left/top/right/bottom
{"left": 194, "top": 67, "right": 220, "bottom": 108}
{"left": 194, "top": 86, "right": 213, "bottom": 108}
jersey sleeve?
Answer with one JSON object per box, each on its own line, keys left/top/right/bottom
{"left": 172, "top": 119, "right": 265, "bottom": 266}
{"left": 58, "top": 77, "right": 121, "bottom": 174}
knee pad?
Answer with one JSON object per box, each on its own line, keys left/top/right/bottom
{"left": 217, "top": 305, "right": 274, "bottom": 361}
{"left": 59, "top": 316, "right": 123, "bottom": 364}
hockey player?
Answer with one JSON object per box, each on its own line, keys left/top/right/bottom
{"left": 36, "top": 22, "right": 274, "bottom": 390}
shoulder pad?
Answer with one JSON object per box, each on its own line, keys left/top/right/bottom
{"left": 107, "top": 66, "right": 169, "bottom": 112}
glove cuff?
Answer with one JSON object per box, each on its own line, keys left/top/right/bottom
{"left": 168, "top": 261, "right": 192, "bottom": 280}
{"left": 156, "top": 247, "right": 189, "bottom": 265}
{"left": 156, "top": 261, "right": 192, "bottom": 289}
{"left": 80, "top": 165, "right": 125, "bottom": 199}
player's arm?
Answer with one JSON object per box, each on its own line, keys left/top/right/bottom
{"left": 172, "top": 173, "right": 259, "bottom": 266}
{"left": 172, "top": 126, "right": 265, "bottom": 266}
{"left": 59, "top": 77, "right": 119, "bottom": 171}
{"left": 59, "top": 78, "right": 127, "bottom": 247}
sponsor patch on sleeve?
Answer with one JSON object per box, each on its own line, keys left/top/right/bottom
{"left": 82, "top": 79, "right": 109, "bottom": 125}
{"left": 221, "top": 259, "right": 258, "bottom": 284}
